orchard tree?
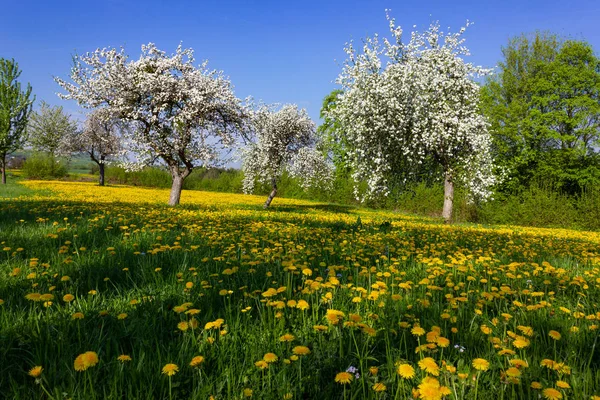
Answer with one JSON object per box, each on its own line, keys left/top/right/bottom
{"left": 0, "top": 58, "right": 34, "bottom": 184}
{"left": 242, "top": 104, "right": 332, "bottom": 208}
{"left": 55, "top": 43, "right": 247, "bottom": 205}
{"left": 330, "top": 14, "right": 496, "bottom": 222}
{"left": 28, "top": 101, "right": 77, "bottom": 157}
{"left": 62, "top": 109, "right": 122, "bottom": 186}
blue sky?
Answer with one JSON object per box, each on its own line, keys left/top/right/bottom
{"left": 1, "top": 0, "right": 599, "bottom": 123}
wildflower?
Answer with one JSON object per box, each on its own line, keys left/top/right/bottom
{"left": 254, "top": 360, "right": 268, "bottom": 369}
{"left": 531, "top": 382, "right": 543, "bottom": 389}
{"left": 549, "top": 330, "right": 561, "bottom": 340}
{"left": 190, "top": 356, "right": 204, "bottom": 367}
{"left": 63, "top": 294, "right": 75, "bottom": 302}
{"left": 243, "top": 388, "right": 253, "bottom": 397}
{"left": 505, "top": 367, "right": 521, "bottom": 378}
{"left": 74, "top": 351, "right": 99, "bottom": 371}
{"left": 335, "top": 372, "right": 353, "bottom": 384}
{"left": 542, "top": 388, "right": 562, "bottom": 400}
{"left": 418, "top": 357, "right": 440, "bottom": 376}
{"left": 512, "top": 337, "right": 530, "bottom": 349}
{"left": 472, "top": 358, "right": 490, "bottom": 371}
{"left": 411, "top": 326, "right": 426, "bottom": 336}
{"left": 418, "top": 377, "right": 451, "bottom": 400}
{"left": 292, "top": 346, "right": 310, "bottom": 355}
{"left": 117, "top": 313, "right": 128, "bottom": 320}
{"left": 162, "top": 363, "right": 178, "bottom": 376}
{"left": 397, "top": 363, "right": 415, "bottom": 379}
{"left": 28, "top": 366, "right": 43, "bottom": 378}
{"left": 556, "top": 381, "right": 570, "bottom": 389}
{"left": 263, "top": 353, "right": 278, "bottom": 363}
{"left": 71, "top": 312, "right": 84, "bottom": 320}
{"left": 280, "top": 334, "right": 295, "bottom": 342}
{"left": 296, "top": 300, "right": 310, "bottom": 310}
{"left": 117, "top": 355, "right": 132, "bottom": 363}
{"left": 177, "top": 321, "right": 189, "bottom": 331}
{"left": 372, "top": 382, "right": 386, "bottom": 392}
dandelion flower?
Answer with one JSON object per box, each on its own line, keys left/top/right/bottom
{"left": 292, "top": 346, "right": 310, "bottom": 355}
{"left": 28, "top": 366, "right": 43, "bottom": 378}
{"left": 263, "top": 353, "right": 278, "bottom": 363}
{"left": 280, "top": 334, "right": 295, "bottom": 342}
{"left": 162, "top": 363, "right": 179, "bottom": 376}
{"left": 418, "top": 357, "right": 440, "bottom": 376}
{"left": 397, "top": 363, "right": 415, "bottom": 379}
{"left": 472, "top": 358, "right": 490, "bottom": 371}
{"left": 117, "top": 355, "right": 132, "bottom": 363}
{"left": 74, "top": 351, "right": 99, "bottom": 371}
{"left": 190, "top": 356, "right": 204, "bottom": 367}
{"left": 556, "top": 381, "right": 570, "bottom": 389}
{"left": 411, "top": 326, "right": 426, "bottom": 336}
{"left": 542, "top": 388, "right": 562, "bottom": 400}
{"left": 372, "top": 382, "right": 386, "bottom": 392}
{"left": 335, "top": 372, "right": 353, "bottom": 384}
{"left": 549, "top": 330, "right": 561, "bottom": 340}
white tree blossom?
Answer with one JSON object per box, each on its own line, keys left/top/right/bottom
{"left": 241, "top": 104, "right": 332, "bottom": 207}
{"left": 28, "top": 101, "right": 77, "bottom": 157}
{"left": 330, "top": 14, "right": 497, "bottom": 222}
{"left": 61, "top": 109, "right": 122, "bottom": 186}
{"left": 55, "top": 43, "right": 247, "bottom": 205}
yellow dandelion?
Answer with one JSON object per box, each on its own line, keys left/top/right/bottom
{"left": 549, "top": 330, "right": 561, "bottom": 340}
{"left": 263, "top": 353, "right": 278, "bottom": 363}
{"left": 418, "top": 357, "right": 440, "bottom": 376}
{"left": 411, "top": 326, "right": 426, "bottom": 336}
{"left": 556, "top": 381, "right": 570, "bottom": 389}
{"left": 117, "top": 355, "right": 132, "bottom": 363}
{"left": 190, "top": 356, "right": 204, "bottom": 367}
{"left": 280, "top": 334, "right": 295, "bottom": 342}
{"left": 28, "top": 366, "right": 43, "bottom": 378}
{"left": 397, "top": 363, "right": 415, "bottom": 379}
{"left": 292, "top": 346, "right": 310, "bottom": 356}
{"left": 177, "top": 321, "right": 189, "bottom": 331}
{"left": 335, "top": 372, "right": 353, "bottom": 384}
{"left": 472, "top": 358, "right": 490, "bottom": 371}
{"left": 162, "top": 363, "right": 179, "bottom": 376}
{"left": 74, "top": 351, "right": 99, "bottom": 371}
{"left": 372, "top": 382, "right": 386, "bottom": 392}
{"left": 542, "top": 388, "right": 562, "bottom": 400}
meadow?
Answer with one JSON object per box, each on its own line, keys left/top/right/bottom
{"left": 1, "top": 180, "right": 599, "bottom": 399}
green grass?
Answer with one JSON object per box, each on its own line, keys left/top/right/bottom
{"left": 0, "top": 176, "right": 49, "bottom": 199}
{"left": 1, "top": 181, "right": 599, "bottom": 399}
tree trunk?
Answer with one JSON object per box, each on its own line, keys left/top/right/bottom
{"left": 1, "top": 155, "right": 6, "bottom": 184}
{"left": 169, "top": 175, "right": 184, "bottom": 206}
{"left": 442, "top": 170, "right": 454, "bottom": 224}
{"left": 98, "top": 162, "right": 105, "bottom": 186}
{"left": 264, "top": 179, "right": 277, "bottom": 208}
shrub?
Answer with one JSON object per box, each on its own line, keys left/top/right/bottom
{"left": 22, "top": 153, "right": 68, "bottom": 179}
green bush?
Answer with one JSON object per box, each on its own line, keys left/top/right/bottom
{"left": 22, "top": 153, "right": 68, "bottom": 179}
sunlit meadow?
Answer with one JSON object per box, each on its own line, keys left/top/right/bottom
{"left": 1, "top": 181, "right": 599, "bottom": 399}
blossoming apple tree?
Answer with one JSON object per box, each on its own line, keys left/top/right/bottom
{"left": 241, "top": 104, "right": 332, "bottom": 208}
{"left": 55, "top": 43, "right": 247, "bottom": 205}
{"left": 330, "top": 15, "right": 497, "bottom": 222}
{"left": 62, "top": 109, "right": 122, "bottom": 186}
